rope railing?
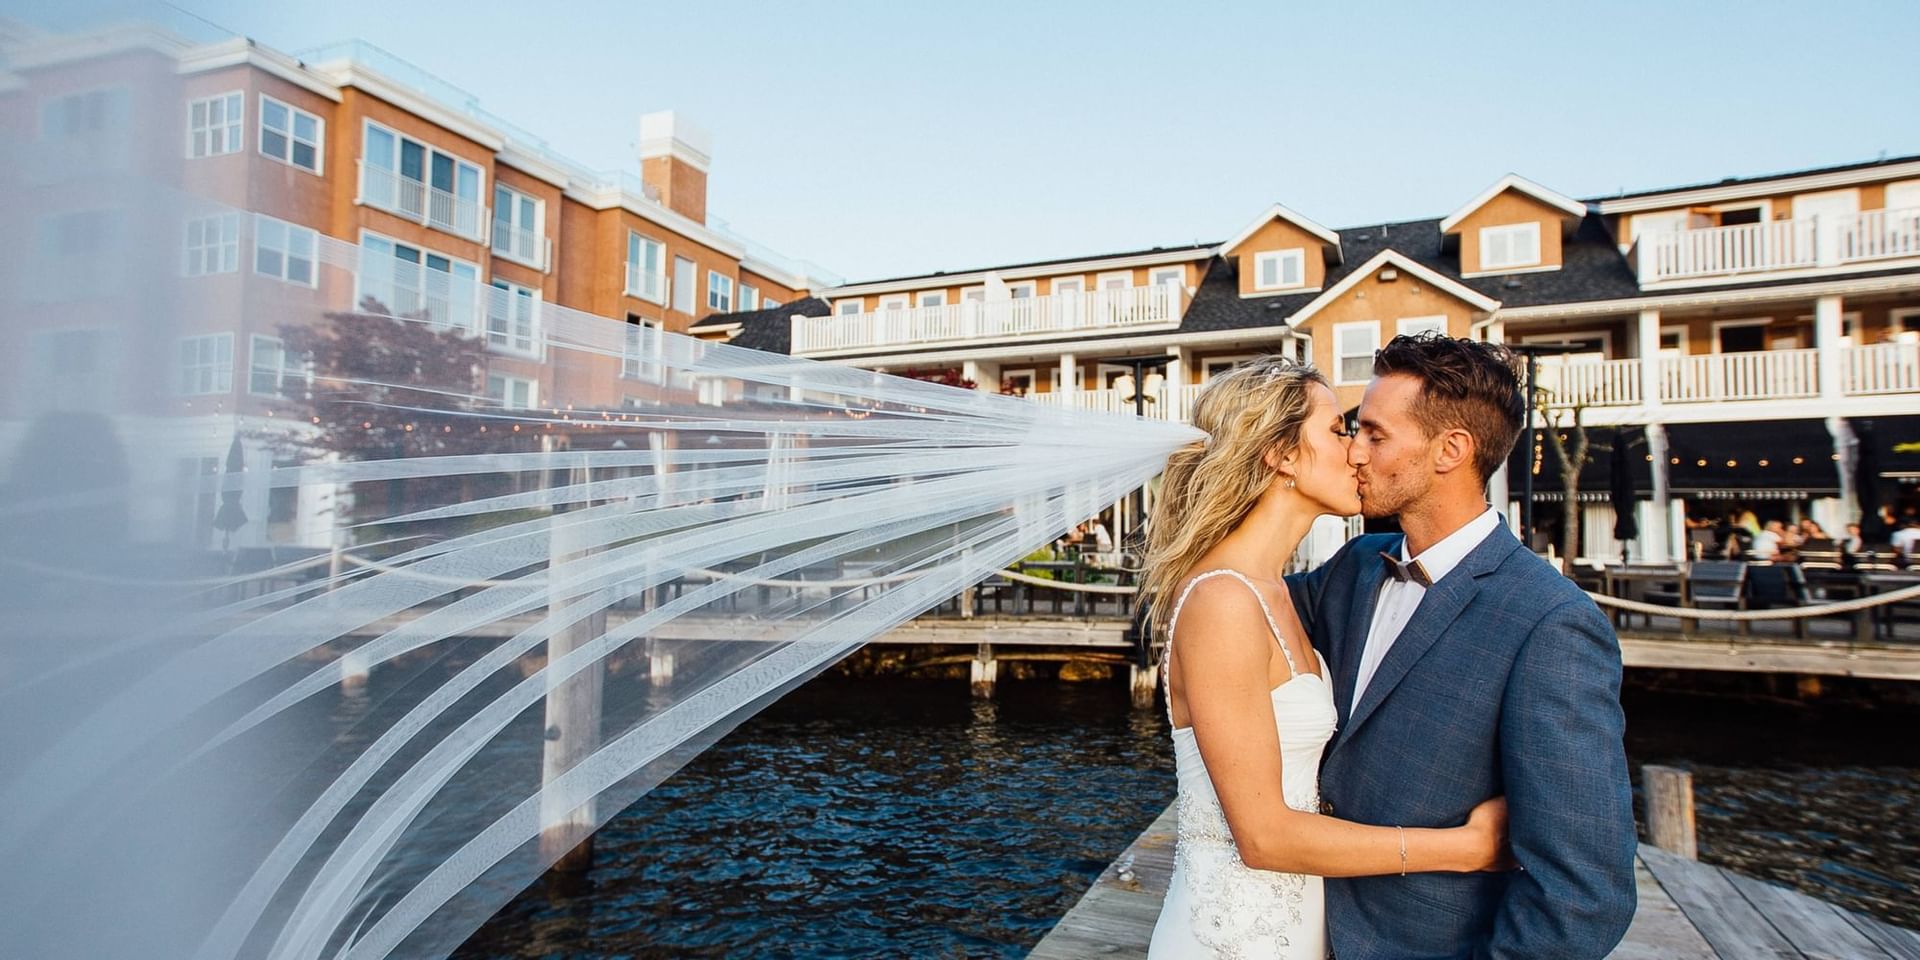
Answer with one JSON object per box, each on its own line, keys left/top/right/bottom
{"left": 1584, "top": 584, "right": 1920, "bottom": 621}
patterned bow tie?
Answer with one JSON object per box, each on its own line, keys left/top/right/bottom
{"left": 1379, "top": 551, "right": 1433, "bottom": 588}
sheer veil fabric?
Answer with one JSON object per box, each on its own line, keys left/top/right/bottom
{"left": 0, "top": 36, "right": 1201, "bottom": 960}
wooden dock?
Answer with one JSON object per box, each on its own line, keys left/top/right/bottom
{"left": 1027, "top": 803, "right": 1920, "bottom": 960}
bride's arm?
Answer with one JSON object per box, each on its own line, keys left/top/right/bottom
{"left": 1177, "top": 583, "right": 1504, "bottom": 877}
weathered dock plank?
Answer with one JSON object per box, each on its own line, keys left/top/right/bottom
{"left": 1032, "top": 802, "right": 1920, "bottom": 960}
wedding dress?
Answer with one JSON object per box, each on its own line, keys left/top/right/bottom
{"left": 1148, "top": 570, "right": 1337, "bottom": 960}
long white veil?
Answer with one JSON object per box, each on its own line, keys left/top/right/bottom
{"left": 0, "top": 23, "right": 1200, "bottom": 960}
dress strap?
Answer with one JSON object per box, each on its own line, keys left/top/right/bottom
{"left": 1165, "top": 569, "right": 1300, "bottom": 679}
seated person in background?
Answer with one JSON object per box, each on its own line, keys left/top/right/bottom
{"left": 1894, "top": 519, "right": 1920, "bottom": 557}
{"left": 1843, "top": 522, "right": 1865, "bottom": 554}
{"left": 1750, "top": 520, "right": 1787, "bottom": 559}
{"left": 1799, "top": 519, "right": 1828, "bottom": 542}
{"left": 1087, "top": 518, "right": 1114, "bottom": 551}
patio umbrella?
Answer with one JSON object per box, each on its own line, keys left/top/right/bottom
{"left": 1854, "top": 420, "right": 1885, "bottom": 539}
{"left": 1609, "top": 433, "right": 1639, "bottom": 555}
{"left": 212, "top": 434, "right": 248, "bottom": 551}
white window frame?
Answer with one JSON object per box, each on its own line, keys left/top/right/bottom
{"left": 361, "top": 119, "right": 482, "bottom": 235}
{"left": 739, "top": 283, "right": 761, "bottom": 311}
{"left": 961, "top": 286, "right": 985, "bottom": 303}
{"left": 1478, "top": 222, "right": 1542, "bottom": 271}
{"left": 1519, "top": 330, "right": 1612, "bottom": 364}
{"left": 40, "top": 87, "right": 125, "bottom": 140}
{"left": 253, "top": 215, "right": 318, "bottom": 287}
{"left": 1396, "top": 315, "right": 1449, "bottom": 339}
{"left": 706, "top": 270, "right": 734, "bottom": 312}
{"left": 1150, "top": 266, "right": 1185, "bottom": 288}
{"left": 1658, "top": 324, "right": 1688, "bottom": 357}
{"left": 622, "top": 316, "right": 664, "bottom": 382}
{"left": 916, "top": 289, "right": 947, "bottom": 307}
{"left": 877, "top": 294, "right": 910, "bottom": 312}
{"left": 626, "top": 232, "right": 666, "bottom": 304}
{"left": 248, "top": 334, "right": 311, "bottom": 397}
{"left": 357, "top": 228, "right": 482, "bottom": 332}
{"left": 486, "top": 279, "right": 541, "bottom": 357}
{"left": 1710, "top": 317, "right": 1774, "bottom": 354}
{"left": 1095, "top": 271, "right": 1133, "bottom": 291}
{"left": 1333, "top": 321, "right": 1381, "bottom": 386}
{"left": 1005, "top": 281, "right": 1037, "bottom": 299}
{"left": 1201, "top": 353, "right": 1259, "bottom": 382}
{"left": 487, "top": 373, "right": 538, "bottom": 411}
{"left": 763, "top": 297, "right": 782, "bottom": 310}
{"left": 491, "top": 183, "right": 545, "bottom": 268}
{"left": 183, "top": 213, "right": 240, "bottom": 277}
{"left": 186, "top": 90, "right": 243, "bottom": 158}
{"left": 1253, "top": 249, "right": 1306, "bottom": 291}
{"left": 178, "top": 333, "right": 234, "bottom": 395}
{"left": 835, "top": 298, "right": 865, "bottom": 316}
{"left": 1052, "top": 277, "right": 1086, "bottom": 295}
{"left": 259, "top": 94, "right": 323, "bottom": 175}
{"left": 1890, "top": 307, "right": 1920, "bottom": 340}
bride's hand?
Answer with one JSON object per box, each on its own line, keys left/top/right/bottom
{"left": 1463, "top": 796, "right": 1516, "bottom": 872}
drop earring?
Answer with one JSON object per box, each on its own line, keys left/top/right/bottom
{"left": 1284, "top": 478, "right": 1296, "bottom": 489}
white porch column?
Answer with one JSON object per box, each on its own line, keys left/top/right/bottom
{"left": 962, "top": 359, "right": 999, "bottom": 394}
{"left": 1814, "top": 294, "right": 1845, "bottom": 402}
{"left": 1644, "top": 423, "right": 1674, "bottom": 562}
{"left": 1058, "top": 352, "right": 1079, "bottom": 395}
{"left": 1163, "top": 345, "right": 1187, "bottom": 420}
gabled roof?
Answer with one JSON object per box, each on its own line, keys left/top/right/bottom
{"left": 1286, "top": 250, "right": 1500, "bottom": 327}
{"left": 1218, "top": 203, "right": 1343, "bottom": 262}
{"left": 700, "top": 297, "right": 832, "bottom": 353}
{"left": 1439, "top": 174, "right": 1587, "bottom": 234}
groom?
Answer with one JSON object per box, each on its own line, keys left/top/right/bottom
{"left": 1288, "top": 334, "right": 1637, "bottom": 959}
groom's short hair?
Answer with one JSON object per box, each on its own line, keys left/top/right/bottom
{"left": 1373, "top": 333, "right": 1525, "bottom": 481}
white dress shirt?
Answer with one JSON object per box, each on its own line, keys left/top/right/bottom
{"left": 1350, "top": 508, "right": 1502, "bottom": 712}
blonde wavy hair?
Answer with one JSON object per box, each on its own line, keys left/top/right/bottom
{"left": 1138, "top": 355, "right": 1328, "bottom": 640}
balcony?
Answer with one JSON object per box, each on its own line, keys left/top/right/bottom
{"left": 1025, "top": 382, "right": 1207, "bottom": 422}
{"left": 1635, "top": 207, "right": 1920, "bottom": 283}
{"left": 358, "top": 160, "right": 489, "bottom": 244}
{"left": 356, "top": 258, "right": 481, "bottom": 332}
{"left": 791, "top": 284, "right": 1189, "bottom": 355}
{"left": 1531, "top": 343, "right": 1919, "bottom": 408}
{"left": 490, "top": 220, "right": 550, "bottom": 272}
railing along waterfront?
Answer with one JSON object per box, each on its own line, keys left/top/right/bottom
{"left": 358, "top": 160, "right": 488, "bottom": 243}
{"left": 791, "top": 284, "right": 1187, "bottom": 354}
{"left": 1637, "top": 207, "right": 1920, "bottom": 282}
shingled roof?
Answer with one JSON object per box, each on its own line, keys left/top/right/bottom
{"left": 698, "top": 296, "right": 831, "bottom": 353}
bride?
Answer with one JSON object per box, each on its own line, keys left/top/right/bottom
{"left": 1139, "top": 357, "right": 1509, "bottom": 959}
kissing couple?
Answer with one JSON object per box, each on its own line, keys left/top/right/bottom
{"left": 1143, "top": 334, "right": 1638, "bottom": 959}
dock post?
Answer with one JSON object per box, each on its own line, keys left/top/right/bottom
{"left": 970, "top": 643, "right": 997, "bottom": 699}
{"left": 1128, "top": 662, "right": 1157, "bottom": 710}
{"left": 540, "top": 465, "right": 605, "bottom": 874}
{"left": 1643, "top": 764, "right": 1697, "bottom": 860}
{"left": 648, "top": 639, "right": 675, "bottom": 687}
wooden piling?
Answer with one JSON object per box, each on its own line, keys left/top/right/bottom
{"left": 1128, "top": 662, "right": 1157, "bottom": 711}
{"left": 971, "top": 642, "right": 997, "bottom": 699}
{"left": 1644, "top": 764, "right": 1698, "bottom": 860}
{"left": 539, "top": 464, "right": 605, "bottom": 873}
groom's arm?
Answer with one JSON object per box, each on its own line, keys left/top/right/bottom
{"left": 1481, "top": 596, "right": 1638, "bottom": 960}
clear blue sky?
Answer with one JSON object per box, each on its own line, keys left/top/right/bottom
{"left": 75, "top": 1, "right": 1920, "bottom": 281}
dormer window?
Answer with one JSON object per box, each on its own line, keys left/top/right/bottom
{"left": 1479, "top": 223, "right": 1541, "bottom": 271}
{"left": 1253, "top": 249, "right": 1306, "bottom": 291}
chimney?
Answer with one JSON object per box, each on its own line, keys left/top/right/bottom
{"left": 638, "top": 111, "right": 711, "bottom": 224}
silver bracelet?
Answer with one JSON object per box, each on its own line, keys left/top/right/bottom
{"left": 1396, "top": 825, "right": 1408, "bottom": 876}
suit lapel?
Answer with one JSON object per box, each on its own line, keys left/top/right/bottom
{"left": 1331, "top": 525, "right": 1521, "bottom": 751}
{"left": 1335, "top": 538, "right": 1396, "bottom": 730}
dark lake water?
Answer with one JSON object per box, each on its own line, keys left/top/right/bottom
{"left": 453, "top": 672, "right": 1919, "bottom": 959}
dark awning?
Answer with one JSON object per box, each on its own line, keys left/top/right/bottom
{"left": 1507, "top": 425, "right": 1651, "bottom": 496}
{"left": 1853, "top": 415, "right": 1920, "bottom": 481}
{"left": 1665, "top": 419, "right": 1839, "bottom": 495}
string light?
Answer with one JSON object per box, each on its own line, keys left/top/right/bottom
{"left": 1758, "top": 459, "right": 1770, "bottom": 467}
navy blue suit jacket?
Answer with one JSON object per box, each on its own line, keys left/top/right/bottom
{"left": 1287, "top": 526, "right": 1636, "bottom": 960}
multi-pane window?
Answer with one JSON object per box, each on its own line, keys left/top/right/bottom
{"left": 707, "top": 271, "right": 734, "bottom": 312}
{"left": 1478, "top": 222, "right": 1541, "bottom": 270}
{"left": 622, "top": 315, "right": 663, "bottom": 382}
{"left": 254, "top": 216, "right": 317, "bottom": 286}
{"left": 1150, "top": 267, "right": 1184, "bottom": 287}
{"left": 491, "top": 184, "right": 543, "bottom": 266}
{"left": 362, "top": 120, "right": 482, "bottom": 238}
{"left": 626, "top": 232, "right": 666, "bottom": 303}
{"left": 1334, "top": 322, "right": 1380, "bottom": 385}
{"left": 487, "top": 373, "right": 537, "bottom": 410}
{"left": 360, "top": 232, "right": 479, "bottom": 331}
{"left": 739, "top": 283, "right": 760, "bottom": 311}
{"left": 248, "top": 335, "right": 311, "bottom": 397}
{"left": 1396, "top": 316, "right": 1448, "bottom": 338}
{"left": 187, "top": 92, "right": 243, "bottom": 157}
{"left": 259, "top": 95, "right": 322, "bottom": 173}
{"left": 183, "top": 214, "right": 240, "bottom": 276}
{"left": 835, "top": 299, "right": 863, "bottom": 316}
{"left": 178, "top": 333, "right": 234, "bottom": 395}
{"left": 1254, "top": 249, "right": 1305, "bottom": 290}
{"left": 486, "top": 280, "right": 540, "bottom": 356}
{"left": 40, "top": 88, "right": 125, "bottom": 139}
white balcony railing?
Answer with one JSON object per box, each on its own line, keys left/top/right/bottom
{"left": 1843, "top": 340, "right": 1920, "bottom": 396}
{"left": 358, "top": 160, "right": 488, "bottom": 243}
{"left": 490, "top": 219, "right": 550, "bottom": 271}
{"left": 1024, "top": 382, "right": 1209, "bottom": 422}
{"left": 624, "top": 263, "right": 665, "bottom": 304}
{"left": 357, "top": 257, "right": 482, "bottom": 332}
{"left": 1535, "top": 357, "right": 1642, "bottom": 408}
{"left": 1659, "top": 348, "right": 1820, "bottom": 403}
{"left": 1635, "top": 207, "right": 1920, "bottom": 283}
{"left": 792, "top": 284, "right": 1189, "bottom": 354}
